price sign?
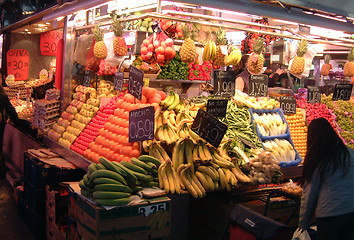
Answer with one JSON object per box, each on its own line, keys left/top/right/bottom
{"left": 82, "top": 70, "right": 93, "bottom": 87}
{"left": 191, "top": 109, "right": 228, "bottom": 148}
{"left": 332, "top": 84, "right": 353, "bottom": 101}
{"left": 129, "top": 106, "right": 155, "bottom": 142}
{"left": 213, "top": 70, "right": 237, "bottom": 97}
{"left": 138, "top": 203, "right": 166, "bottom": 217}
{"left": 114, "top": 72, "right": 124, "bottom": 91}
{"left": 249, "top": 74, "right": 268, "bottom": 97}
{"left": 40, "top": 30, "right": 63, "bottom": 56}
{"left": 307, "top": 86, "right": 321, "bottom": 103}
{"left": 6, "top": 49, "right": 29, "bottom": 81}
{"left": 280, "top": 96, "right": 297, "bottom": 115}
{"left": 128, "top": 65, "right": 144, "bottom": 100}
{"left": 206, "top": 99, "right": 228, "bottom": 118}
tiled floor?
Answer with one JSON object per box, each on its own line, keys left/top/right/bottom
{"left": 0, "top": 179, "right": 36, "bottom": 240}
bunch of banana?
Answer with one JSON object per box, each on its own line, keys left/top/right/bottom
{"left": 173, "top": 101, "right": 185, "bottom": 113}
{"left": 155, "top": 123, "right": 178, "bottom": 144}
{"left": 148, "top": 141, "right": 171, "bottom": 164}
{"left": 195, "top": 165, "right": 219, "bottom": 192}
{"left": 177, "top": 122, "right": 191, "bottom": 138}
{"left": 202, "top": 39, "right": 217, "bottom": 62}
{"left": 211, "top": 149, "right": 235, "bottom": 168}
{"left": 160, "top": 89, "right": 180, "bottom": 111}
{"left": 158, "top": 161, "right": 183, "bottom": 194}
{"left": 192, "top": 140, "right": 212, "bottom": 164}
{"left": 147, "top": 210, "right": 169, "bottom": 231}
{"left": 224, "top": 46, "right": 242, "bottom": 66}
{"left": 176, "top": 111, "right": 193, "bottom": 126}
{"left": 172, "top": 138, "right": 194, "bottom": 171}
{"left": 217, "top": 167, "right": 238, "bottom": 191}
{"left": 178, "top": 164, "right": 206, "bottom": 198}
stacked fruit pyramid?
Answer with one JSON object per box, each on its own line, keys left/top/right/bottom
{"left": 285, "top": 109, "right": 307, "bottom": 159}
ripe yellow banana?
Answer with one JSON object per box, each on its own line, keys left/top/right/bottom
{"left": 184, "top": 139, "right": 195, "bottom": 172}
{"left": 155, "top": 142, "right": 171, "bottom": 163}
{"left": 165, "top": 161, "right": 175, "bottom": 194}
{"left": 160, "top": 163, "right": 169, "bottom": 193}
{"left": 180, "top": 167, "right": 198, "bottom": 198}
{"left": 158, "top": 163, "right": 164, "bottom": 189}
{"left": 187, "top": 170, "right": 204, "bottom": 198}
{"left": 190, "top": 171, "right": 206, "bottom": 197}
{"left": 172, "top": 139, "right": 184, "bottom": 170}
{"left": 171, "top": 166, "right": 181, "bottom": 194}
{"left": 197, "top": 165, "right": 217, "bottom": 181}
{"left": 202, "top": 172, "right": 215, "bottom": 191}
{"left": 195, "top": 171, "right": 210, "bottom": 191}
{"left": 231, "top": 166, "right": 251, "bottom": 183}
{"left": 218, "top": 168, "right": 227, "bottom": 190}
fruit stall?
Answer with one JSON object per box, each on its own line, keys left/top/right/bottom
{"left": 1, "top": 0, "right": 354, "bottom": 239}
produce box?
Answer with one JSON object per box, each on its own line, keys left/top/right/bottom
{"left": 46, "top": 185, "right": 69, "bottom": 227}
{"left": 76, "top": 194, "right": 171, "bottom": 240}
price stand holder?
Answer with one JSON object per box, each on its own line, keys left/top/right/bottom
{"left": 191, "top": 109, "right": 228, "bottom": 148}
{"left": 332, "top": 84, "right": 353, "bottom": 101}
{"left": 249, "top": 74, "right": 268, "bottom": 97}
{"left": 206, "top": 99, "right": 228, "bottom": 118}
{"left": 213, "top": 70, "right": 237, "bottom": 97}
{"left": 128, "top": 65, "right": 144, "bottom": 100}
{"left": 279, "top": 96, "right": 297, "bottom": 115}
{"left": 307, "top": 86, "right": 321, "bottom": 103}
{"left": 82, "top": 70, "right": 93, "bottom": 87}
{"left": 129, "top": 106, "right": 155, "bottom": 143}
{"left": 114, "top": 72, "right": 124, "bottom": 91}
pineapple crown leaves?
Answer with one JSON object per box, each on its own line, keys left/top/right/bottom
{"left": 324, "top": 54, "right": 331, "bottom": 64}
{"left": 215, "top": 28, "right": 228, "bottom": 45}
{"left": 253, "top": 37, "right": 264, "bottom": 54}
{"left": 111, "top": 15, "right": 123, "bottom": 37}
{"left": 93, "top": 25, "right": 104, "bottom": 41}
{"left": 347, "top": 46, "right": 354, "bottom": 61}
{"left": 296, "top": 39, "right": 308, "bottom": 57}
{"left": 182, "top": 25, "right": 192, "bottom": 39}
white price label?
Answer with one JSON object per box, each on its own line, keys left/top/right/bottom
{"left": 138, "top": 203, "right": 166, "bottom": 217}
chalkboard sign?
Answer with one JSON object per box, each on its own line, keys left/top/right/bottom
{"left": 114, "top": 72, "right": 124, "bottom": 91}
{"left": 307, "top": 86, "right": 321, "bottom": 103}
{"left": 332, "top": 84, "right": 353, "bottom": 101}
{"left": 191, "top": 109, "right": 228, "bottom": 148}
{"left": 213, "top": 70, "right": 237, "bottom": 97}
{"left": 128, "top": 65, "right": 144, "bottom": 100}
{"left": 280, "top": 96, "right": 296, "bottom": 115}
{"left": 249, "top": 74, "right": 268, "bottom": 97}
{"left": 82, "top": 70, "right": 92, "bottom": 87}
{"left": 129, "top": 106, "right": 155, "bottom": 142}
{"left": 206, "top": 99, "right": 228, "bottom": 118}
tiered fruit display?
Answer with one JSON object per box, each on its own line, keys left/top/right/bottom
{"left": 202, "top": 39, "right": 217, "bottom": 62}
{"left": 246, "top": 37, "right": 265, "bottom": 74}
{"left": 179, "top": 25, "right": 197, "bottom": 63}
{"left": 140, "top": 31, "right": 176, "bottom": 65}
{"left": 322, "top": 95, "right": 354, "bottom": 149}
{"left": 71, "top": 98, "right": 116, "bottom": 156}
{"left": 252, "top": 112, "right": 288, "bottom": 137}
{"left": 188, "top": 62, "right": 213, "bottom": 81}
{"left": 157, "top": 52, "right": 189, "bottom": 80}
{"left": 96, "top": 80, "right": 116, "bottom": 98}
{"left": 343, "top": 46, "right": 354, "bottom": 77}
{"left": 132, "top": 56, "right": 160, "bottom": 73}
{"left": 321, "top": 54, "right": 332, "bottom": 76}
{"left": 290, "top": 39, "right": 308, "bottom": 76}
{"left": 79, "top": 156, "right": 160, "bottom": 206}
{"left": 212, "top": 28, "right": 228, "bottom": 67}
{"left": 112, "top": 16, "right": 128, "bottom": 57}
{"left": 93, "top": 25, "right": 107, "bottom": 60}
{"left": 285, "top": 109, "right": 307, "bottom": 159}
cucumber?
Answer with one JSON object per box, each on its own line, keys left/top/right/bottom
{"left": 94, "top": 197, "right": 131, "bottom": 206}
{"left": 92, "top": 191, "right": 131, "bottom": 199}
{"left": 89, "top": 169, "right": 126, "bottom": 185}
{"left": 93, "top": 184, "right": 132, "bottom": 193}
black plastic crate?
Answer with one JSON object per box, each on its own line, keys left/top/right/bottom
{"left": 17, "top": 191, "right": 26, "bottom": 219}
{"left": 23, "top": 179, "right": 46, "bottom": 214}
{"left": 24, "top": 152, "right": 85, "bottom": 188}
{"left": 24, "top": 206, "right": 46, "bottom": 240}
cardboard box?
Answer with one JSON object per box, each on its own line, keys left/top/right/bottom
{"left": 46, "top": 185, "right": 69, "bottom": 227}
{"left": 76, "top": 194, "right": 171, "bottom": 240}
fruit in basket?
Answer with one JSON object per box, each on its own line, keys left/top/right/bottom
{"left": 263, "top": 138, "right": 296, "bottom": 163}
{"left": 290, "top": 39, "right": 308, "bottom": 76}
{"left": 246, "top": 37, "right": 264, "bottom": 74}
{"left": 344, "top": 46, "right": 354, "bottom": 77}
{"left": 202, "top": 39, "right": 217, "bottom": 62}
{"left": 179, "top": 25, "right": 197, "bottom": 63}
{"left": 321, "top": 54, "right": 332, "bottom": 76}
{"left": 112, "top": 16, "right": 127, "bottom": 57}
{"left": 93, "top": 25, "right": 107, "bottom": 60}
{"left": 213, "top": 28, "right": 228, "bottom": 66}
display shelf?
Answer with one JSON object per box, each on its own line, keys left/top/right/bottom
{"left": 151, "top": 79, "right": 206, "bottom": 84}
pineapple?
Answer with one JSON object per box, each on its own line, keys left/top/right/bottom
{"left": 179, "top": 25, "right": 197, "bottom": 63}
{"left": 93, "top": 25, "right": 107, "bottom": 60}
{"left": 321, "top": 54, "right": 332, "bottom": 76}
{"left": 290, "top": 39, "right": 308, "bottom": 76}
{"left": 213, "top": 28, "right": 228, "bottom": 66}
{"left": 344, "top": 47, "right": 354, "bottom": 77}
{"left": 112, "top": 16, "right": 127, "bottom": 57}
{"left": 247, "top": 37, "right": 264, "bottom": 74}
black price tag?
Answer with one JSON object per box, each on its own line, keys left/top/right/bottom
{"left": 206, "top": 99, "right": 228, "bottom": 118}
{"left": 83, "top": 70, "right": 92, "bottom": 87}
{"left": 191, "top": 109, "right": 228, "bottom": 148}
{"left": 332, "top": 84, "right": 353, "bottom": 101}
{"left": 280, "top": 96, "right": 297, "bottom": 115}
{"left": 128, "top": 65, "right": 144, "bottom": 100}
{"left": 129, "top": 106, "right": 155, "bottom": 142}
{"left": 213, "top": 70, "right": 237, "bottom": 97}
{"left": 114, "top": 71, "right": 124, "bottom": 91}
{"left": 307, "top": 86, "right": 321, "bottom": 103}
{"left": 249, "top": 74, "right": 268, "bottom": 97}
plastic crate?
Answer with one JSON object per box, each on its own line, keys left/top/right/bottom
{"left": 24, "top": 206, "right": 46, "bottom": 240}
{"left": 24, "top": 152, "right": 85, "bottom": 188}
{"left": 23, "top": 179, "right": 46, "bottom": 214}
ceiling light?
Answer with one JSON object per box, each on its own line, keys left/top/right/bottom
{"left": 25, "top": 29, "right": 29, "bottom": 31}
{"left": 45, "top": 22, "right": 51, "bottom": 25}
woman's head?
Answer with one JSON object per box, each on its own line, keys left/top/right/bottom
{"left": 302, "top": 117, "right": 350, "bottom": 183}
